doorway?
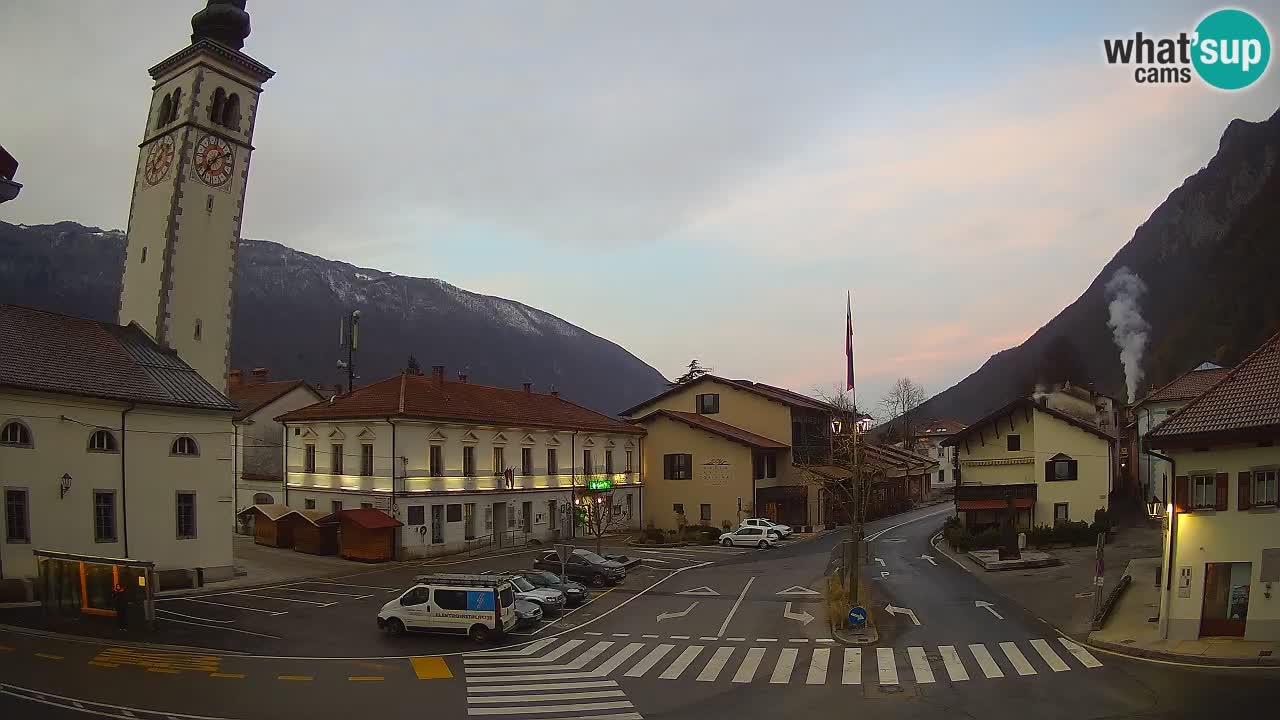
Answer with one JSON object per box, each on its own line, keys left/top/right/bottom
{"left": 522, "top": 501, "right": 533, "bottom": 535}
{"left": 492, "top": 502, "right": 507, "bottom": 547}
{"left": 1200, "top": 561, "right": 1251, "bottom": 637}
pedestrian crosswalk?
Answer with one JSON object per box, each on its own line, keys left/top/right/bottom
{"left": 464, "top": 636, "right": 1102, "bottom": 698}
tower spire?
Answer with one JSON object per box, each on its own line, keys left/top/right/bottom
{"left": 191, "top": 0, "right": 252, "bottom": 50}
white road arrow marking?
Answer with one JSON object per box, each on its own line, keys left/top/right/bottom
{"left": 677, "top": 586, "right": 720, "bottom": 596}
{"left": 975, "top": 601, "right": 1004, "bottom": 619}
{"left": 874, "top": 557, "right": 886, "bottom": 566}
{"left": 884, "top": 604, "right": 920, "bottom": 626}
{"left": 920, "top": 555, "right": 937, "bottom": 566}
{"left": 657, "top": 601, "right": 699, "bottom": 622}
{"left": 782, "top": 602, "right": 815, "bottom": 626}
{"left": 776, "top": 586, "right": 821, "bottom": 597}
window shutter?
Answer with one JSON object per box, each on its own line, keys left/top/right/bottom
{"left": 1214, "top": 472, "right": 1229, "bottom": 511}
{"left": 663, "top": 455, "right": 671, "bottom": 479}
{"left": 1238, "top": 471, "right": 1252, "bottom": 511}
{"left": 1045, "top": 461, "right": 1054, "bottom": 483}
{"left": 1067, "top": 459, "right": 1079, "bottom": 481}
{"left": 1174, "top": 475, "right": 1190, "bottom": 513}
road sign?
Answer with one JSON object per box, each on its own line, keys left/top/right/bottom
{"left": 847, "top": 605, "right": 867, "bottom": 628}
{"left": 555, "top": 543, "right": 574, "bottom": 564}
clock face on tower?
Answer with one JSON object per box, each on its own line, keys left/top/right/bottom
{"left": 193, "top": 134, "right": 235, "bottom": 188}
{"left": 143, "top": 134, "right": 175, "bottom": 186}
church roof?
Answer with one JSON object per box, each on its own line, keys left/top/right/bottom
{"left": 0, "top": 305, "right": 236, "bottom": 412}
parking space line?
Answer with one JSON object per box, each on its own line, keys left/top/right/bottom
{"left": 209, "top": 673, "right": 245, "bottom": 679}
{"left": 232, "top": 592, "right": 335, "bottom": 606}
{"left": 277, "top": 675, "right": 313, "bottom": 681}
{"left": 275, "top": 586, "right": 372, "bottom": 599}
{"left": 175, "top": 598, "right": 287, "bottom": 615}
{"left": 348, "top": 676, "right": 384, "bottom": 682}
{"left": 157, "top": 617, "right": 283, "bottom": 639}
{"left": 303, "top": 581, "right": 400, "bottom": 592}
{"left": 155, "top": 608, "right": 236, "bottom": 623}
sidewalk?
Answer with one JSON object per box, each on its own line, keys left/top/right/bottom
{"left": 1088, "top": 558, "right": 1280, "bottom": 666}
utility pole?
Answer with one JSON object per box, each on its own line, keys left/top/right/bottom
{"left": 337, "top": 309, "right": 361, "bottom": 394}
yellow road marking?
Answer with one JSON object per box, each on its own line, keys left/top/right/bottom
{"left": 146, "top": 668, "right": 180, "bottom": 674}
{"left": 348, "top": 676, "right": 385, "bottom": 682}
{"left": 88, "top": 661, "right": 119, "bottom": 668}
{"left": 410, "top": 656, "right": 453, "bottom": 679}
{"left": 209, "top": 672, "right": 245, "bottom": 679}
{"left": 35, "top": 653, "right": 64, "bottom": 661}
{"left": 277, "top": 675, "right": 313, "bottom": 681}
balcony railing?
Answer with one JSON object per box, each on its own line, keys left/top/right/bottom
{"left": 285, "top": 470, "right": 640, "bottom": 495}
{"left": 955, "top": 483, "right": 1037, "bottom": 502}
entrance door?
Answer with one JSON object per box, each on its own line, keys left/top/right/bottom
{"left": 492, "top": 503, "right": 507, "bottom": 547}
{"left": 1200, "top": 562, "right": 1251, "bottom": 637}
{"left": 522, "top": 501, "right": 533, "bottom": 534}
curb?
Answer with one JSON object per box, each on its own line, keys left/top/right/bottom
{"left": 1086, "top": 637, "right": 1280, "bottom": 667}
{"left": 830, "top": 622, "right": 878, "bottom": 646}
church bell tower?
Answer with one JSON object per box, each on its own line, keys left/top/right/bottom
{"left": 118, "top": 0, "right": 273, "bottom": 393}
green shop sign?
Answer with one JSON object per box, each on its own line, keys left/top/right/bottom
{"left": 587, "top": 477, "right": 612, "bottom": 490}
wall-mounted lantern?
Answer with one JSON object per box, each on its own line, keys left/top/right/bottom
{"left": 60, "top": 473, "right": 73, "bottom": 499}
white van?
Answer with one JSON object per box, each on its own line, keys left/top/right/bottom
{"left": 377, "top": 573, "right": 517, "bottom": 643}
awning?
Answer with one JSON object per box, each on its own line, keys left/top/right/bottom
{"left": 757, "top": 485, "right": 809, "bottom": 500}
{"left": 957, "top": 499, "right": 1033, "bottom": 511}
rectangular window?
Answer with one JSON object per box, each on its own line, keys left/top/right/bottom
{"left": 5, "top": 488, "right": 30, "bottom": 543}
{"left": 93, "top": 491, "right": 116, "bottom": 543}
{"left": 430, "top": 445, "right": 443, "bottom": 476}
{"left": 1254, "top": 470, "right": 1278, "bottom": 506}
{"left": 605, "top": 450, "right": 614, "bottom": 475}
{"left": 331, "top": 500, "right": 343, "bottom": 513}
{"left": 304, "top": 498, "right": 316, "bottom": 510}
{"left": 700, "top": 503, "right": 712, "bottom": 522}
{"left": 176, "top": 492, "right": 196, "bottom": 539}
{"left": 446, "top": 504, "right": 461, "bottom": 522}
{"left": 583, "top": 450, "right": 593, "bottom": 475}
{"left": 696, "top": 393, "right": 720, "bottom": 414}
{"left": 1052, "top": 460, "right": 1076, "bottom": 481}
{"left": 1193, "top": 474, "right": 1216, "bottom": 509}
{"left": 753, "top": 453, "right": 764, "bottom": 480}
{"left": 304, "top": 444, "right": 316, "bottom": 472}
{"left": 1007, "top": 434, "right": 1020, "bottom": 452}
{"left": 330, "top": 444, "right": 344, "bottom": 474}
{"left": 463, "top": 446, "right": 475, "bottom": 477}
{"left": 464, "top": 503, "right": 476, "bottom": 539}
{"left": 522, "top": 447, "right": 533, "bottom": 476}
{"left": 766, "top": 454, "right": 777, "bottom": 478}
{"left": 493, "top": 447, "right": 505, "bottom": 476}
{"left": 408, "top": 505, "right": 425, "bottom": 526}
{"left": 361, "top": 443, "right": 374, "bottom": 476}
{"left": 360, "top": 502, "right": 373, "bottom": 509}
{"left": 673, "top": 503, "right": 684, "bottom": 515}
{"left": 664, "top": 453, "right": 692, "bottom": 480}
{"left": 547, "top": 448, "right": 558, "bottom": 475}
{"left": 625, "top": 450, "right": 633, "bottom": 473}
{"left": 431, "top": 505, "right": 443, "bottom": 544}
{"left": 433, "top": 589, "right": 466, "bottom": 610}
{"left": 1053, "top": 502, "right": 1069, "bottom": 526}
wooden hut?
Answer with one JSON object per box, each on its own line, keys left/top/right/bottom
{"left": 240, "top": 504, "right": 295, "bottom": 548}
{"left": 321, "top": 508, "right": 402, "bottom": 562}
{"left": 290, "top": 510, "right": 340, "bottom": 556}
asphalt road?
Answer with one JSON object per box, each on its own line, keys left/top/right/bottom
{"left": 2, "top": 503, "right": 1277, "bottom": 719}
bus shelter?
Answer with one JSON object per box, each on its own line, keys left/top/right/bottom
{"left": 34, "top": 549, "right": 156, "bottom": 628}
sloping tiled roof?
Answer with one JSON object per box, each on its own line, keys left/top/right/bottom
{"left": 0, "top": 305, "right": 235, "bottom": 411}
{"left": 631, "top": 409, "right": 788, "bottom": 450}
{"left": 915, "top": 418, "right": 967, "bottom": 437}
{"left": 277, "top": 372, "right": 644, "bottom": 434}
{"left": 1149, "top": 331, "right": 1280, "bottom": 442}
{"left": 941, "top": 396, "right": 1114, "bottom": 447}
{"left": 620, "top": 374, "right": 856, "bottom": 417}
{"left": 869, "top": 444, "right": 937, "bottom": 469}
{"left": 230, "top": 379, "right": 318, "bottom": 421}
{"left": 319, "top": 508, "right": 403, "bottom": 529}
{"left": 1138, "top": 366, "right": 1232, "bottom": 405}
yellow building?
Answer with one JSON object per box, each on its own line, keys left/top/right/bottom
{"left": 1149, "top": 331, "right": 1280, "bottom": 641}
{"left": 941, "top": 397, "right": 1115, "bottom": 531}
{"left": 622, "top": 375, "right": 867, "bottom": 531}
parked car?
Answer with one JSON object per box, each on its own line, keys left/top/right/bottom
{"left": 719, "top": 526, "right": 778, "bottom": 549}
{"left": 514, "top": 569, "right": 590, "bottom": 607}
{"left": 377, "top": 572, "right": 516, "bottom": 643}
{"left": 741, "top": 517, "right": 793, "bottom": 538}
{"left": 534, "top": 548, "right": 626, "bottom": 587}
{"left": 513, "top": 598, "right": 543, "bottom": 628}
{"left": 507, "top": 574, "right": 566, "bottom": 615}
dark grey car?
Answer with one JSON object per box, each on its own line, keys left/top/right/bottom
{"left": 534, "top": 549, "right": 626, "bottom": 588}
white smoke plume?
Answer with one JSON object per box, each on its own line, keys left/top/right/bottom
{"left": 1105, "top": 267, "right": 1150, "bottom": 402}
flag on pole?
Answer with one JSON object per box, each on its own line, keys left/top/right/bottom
{"left": 845, "top": 292, "right": 855, "bottom": 393}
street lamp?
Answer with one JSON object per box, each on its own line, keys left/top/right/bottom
{"left": 59, "top": 473, "right": 72, "bottom": 499}
{"left": 1147, "top": 495, "right": 1164, "bottom": 519}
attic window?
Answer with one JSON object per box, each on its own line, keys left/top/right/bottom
{"left": 1007, "top": 434, "right": 1020, "bottom": 452}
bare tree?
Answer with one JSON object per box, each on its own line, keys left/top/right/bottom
{"left": 575, "top": 485, "right": 632, "bottom": 556}
{"left": 879, "top": 377, "right": 928, "bottom": 451}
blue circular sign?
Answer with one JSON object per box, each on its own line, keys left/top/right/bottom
{"left": 847, "top": 605, "right": 867, "bottom": 628}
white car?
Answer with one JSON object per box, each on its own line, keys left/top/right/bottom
{"left": 741, "top": 518, "right": 793, "bottom": 538}
{"left": 719, "top": 526, "right": 779, "bottom": 549}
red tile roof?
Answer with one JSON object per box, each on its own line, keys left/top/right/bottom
{"left": 915, "top": 418, "right": 967, "bottom": 437}
{"left": 1138, "top": 366, "right": 1232, "bottom": 405}
{"left": 276, "top": 372, "right": 644, "bottom": 434}
{"left": 632, "top": 409, "right": 788, "bottom": 449}
{"left": 1149, "top": 331, "right": 1280, "bottom": 443}
{"left": 620, "top": 374, "right": 862, "bottom": 417}
{"left": 0, "top": 304, "right": 235, "bottom": 411}
{"left": 941, "top": 396, "right": 1115, "bottom": 447}
{"left": 320, "top": 508, "right": 402, "bottom": 529}
{"left": 229, "top": 379, "right": 319, "bottom": 421}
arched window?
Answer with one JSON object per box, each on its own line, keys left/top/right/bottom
{"left": 156, "top": 93, "right": 172, "bottom": 130}
{"left": 168, "top": 87, "right": 182, "bottom": 123}
{"left": 171, "top": 436, "right": 200, "bottom": 457}
{"left": 221, "top": 93, "right": 240, "bottom": 130}
{"left": 253, "top": 493, "right": 274, "bottom": 505}
{"left": 1, "top": 420, "right": 33, "bottom": 447}
{"left": 88, "top": 429, "right": 118, "bottom": 453}
{"left": 210, "top": 87, "right": 226, "bottom": 125}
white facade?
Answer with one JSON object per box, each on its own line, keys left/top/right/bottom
{"left": 233, "top": 383, "right": 323, "bottom": 515}
{"left": 281, "top": 418, "right": 642, "bottom": 559}
{"left": 1, "top": 390, "right": 235, "bottom": 582}
{"left": 1134, "top": 399, "right": 1181, "bottom": 502}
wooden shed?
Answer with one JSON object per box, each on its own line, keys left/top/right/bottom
{"left": 240, "top": 504, "right": 296, "bottom": 548}
{"left": 290, "top": 510, "right": 340, "bottom": 556}
{"left": 321, "top": 508, "right": 402, "bottom": 562}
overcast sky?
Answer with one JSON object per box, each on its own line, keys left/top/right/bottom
{"left": 3, "top": 1, "right": 1277, "bottom": 410}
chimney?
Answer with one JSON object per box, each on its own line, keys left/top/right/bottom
{"left": 228, "top": 369, "right": 243, "bottom": 388}
{"left": 1037, "top": 396, "right": 1048, "bottom": 409}
{"left": 523, "top": 382, "right": 533, "bottom": 393}
{"left": 251, "top": 367, "right": 269, "bottom": 384}
{"left": 551, "top": 390, "right": 560, "bottom": 398}
{"left": 457, "top": 372, "right": 468, "bottom": 384}
{"left": 431, "top": 365, "right": 445, "bottom": 384}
